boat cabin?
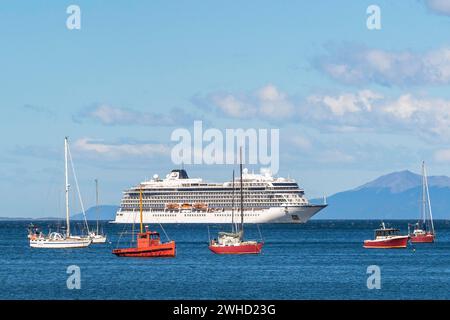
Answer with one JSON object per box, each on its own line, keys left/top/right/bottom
{"left": 374, "top": 228, "right": 400, "bottom": 238}
{"left": 137, "top": 231, "right": 162, "bottom": 248}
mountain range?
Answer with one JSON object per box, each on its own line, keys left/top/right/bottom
{"left": 59, "top": 170, "right": 450, "bottom": 221}
{"left": 311, "top": 170, "right": 450, "bottom": 219}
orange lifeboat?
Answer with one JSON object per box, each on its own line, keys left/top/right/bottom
{"left": 166, "top": 203, "right": 180, "bottom": 210}
{"left": 193, "top": 202, "right": 208, "bottom": 211}
{"left": 181, "top": 203, "right": 192, "bottom": 210}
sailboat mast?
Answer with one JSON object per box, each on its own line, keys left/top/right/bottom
{"left": 239, "top": 147, "right": 244, "bottom": 233}
{"left": 139, "top": 186, "right": 143, "bottom": 234}
{"left": 95, "top": 179, "right": 99, "bottom": 234}
{"left": 64, "top": 137, "right": 70, "bottom": 237}
{"left": 421, "top": 161, "right": 426, "bottom": 224}
{"left": 231, "top": 170, "right": 235, "bottom": 233}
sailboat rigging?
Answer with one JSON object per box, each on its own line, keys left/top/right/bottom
{"left": 88, "top": 179, "right": 107, "bottom": 244}
{"left": 29, "top": 137, "right": 91, "bottom": 248}
{"left": 208, "top": 147, "right": 264, "bottom": 254}
{"left": 408, "top": 161, "right": 435, "bottom": 243}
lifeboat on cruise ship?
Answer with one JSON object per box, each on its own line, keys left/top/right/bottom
{"left": 181, "top": 203, "right": 192, "bottom": 210}
{"left": 363, "top": 222, "right": 408, "bottom": 249}
{"left": 193, "top": 202, "right": 208, "bottom": 211}
{"left": 166, "top": 203, "right": 180, "bottom": 210}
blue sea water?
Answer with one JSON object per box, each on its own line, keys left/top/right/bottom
{"left": 1, "top": 220, "right": 450, "bottom": 300}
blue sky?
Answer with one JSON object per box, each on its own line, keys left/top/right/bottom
{"left": 2, "top": 1, "right": 450, "bottom": 217}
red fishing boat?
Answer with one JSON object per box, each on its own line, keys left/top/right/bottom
{"left": 408, "top": 161, "right": 435, "bottom": 243}
{"left": 364, "top": 222, "right": 409, "bottom": 249}
{"left": 112, "top": 228, "right": 175, "bottom": 257}
{"left": 112, "top": 187, "right": 176, "bottom": 258}
{"left": 208, "top": 148, "right": 264, "bottom": 255}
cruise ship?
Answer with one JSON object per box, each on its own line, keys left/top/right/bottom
{"left": 113, "top": 169, "right": 327, "bottom": 224}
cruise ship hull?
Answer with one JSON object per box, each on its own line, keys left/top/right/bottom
{"left": 113, "top": 204, "right": 326, "bottom": 224}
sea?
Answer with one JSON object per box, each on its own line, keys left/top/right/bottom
{"left": 1, "top": 220, "right": 450, "bottom": 300}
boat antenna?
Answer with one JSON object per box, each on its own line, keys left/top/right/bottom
{"left": 139, "top": 186, "right": 144, "bottom": 234}
{"left": 231, "top": 170, "right": 235, "bottom": 233}
{"left": 240, "top": 147, "right": 244, "bottom": 234}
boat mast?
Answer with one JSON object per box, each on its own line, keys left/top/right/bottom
{"left": 64, "top": 137, "right": 70, "bottom": 237}
{"left": 239, "top": 147, "right": 244, "bottom": 234}
{"left": 95, "top": 179, "right": 99, "bottom": 234}
{"left": 423, "top": 162, "right": 435, "bottom": 234}
{"left": 231, "top": 170, "right": 235, "bottom": 233}
{"left": 139, "top": 186, "right": 144, "bottom": 234}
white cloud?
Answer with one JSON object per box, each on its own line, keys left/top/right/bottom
{"left": 211, "top": 95, "right": 257, "bottom": 118}
{"left": 308, "top": 90, "right": 383, "bottom": 116}
{"left": 318, "top": 150, "right": 355, "bottom": 163}
{"left": 196, "top": 83, "right": 450, "bottom": 141}
{"left": 425, "top": 0, "right": 450, "bottom": 15}
{"left": 317, "top": 46, "right": 450, "bottom": 86}
{"left": 73, "top": 138, "right": 170, "bottom": 159}
{"left": 201, "top": 84, "right": 295, "bottom": 121}
{"left": 434, "top": 149, "right": 450, "bottom": 162}
{"left": 309, "top": 91, "right": 450, "bottom": 139}
{"left": 74, "top": 104, "right": 196, "bottom": 126}
{"left": 289, "top": 135, "right": 312, "bottom": 150}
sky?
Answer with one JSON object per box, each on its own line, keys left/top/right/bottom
{"left": 1, "top": 0, "right": 450, "bottom": 217}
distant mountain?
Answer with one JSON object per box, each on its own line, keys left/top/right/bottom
{"left": 71, "top": 205, "right": 118, "bottom": 221}
{"left": 355, "top": 170, "right": 450, "bottom": 193}
{"left": 312, "top": 170, "right": 450, "bottom": 219}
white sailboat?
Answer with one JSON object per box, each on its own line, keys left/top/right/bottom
{"left": 29, "top": 137, "right": 91, "bottom": 248}
{"left": 89, "top": 179, "right": 107, "bottom": 244}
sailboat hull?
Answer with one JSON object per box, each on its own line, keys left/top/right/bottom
{"left": 363, "top": 236, "right": 408, "bottom": 249}
{"left": 209, "top": 242, "right": 264, "bottom": 254}
{"left": 30, "top": 238, "right": 91, "bottom": 248}
{"left": 112, "top": 241, "right": 176, "bottom": 257}
{"left": 91, "top": 236, "right": 107, "bottom": 244}
{"left": 410, "top": 233, "right": 435, "bottom": 243}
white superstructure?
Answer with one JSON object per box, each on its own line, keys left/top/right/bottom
{"left": 113, "top": 168, "right": 326, "bottom": 224}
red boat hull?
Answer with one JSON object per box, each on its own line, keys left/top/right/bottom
{"left": 410, "top": 233, "right": 435, "bottom": 243}
{"left": 209, "top": 242, "right": 264, "bottom": 254}
{"left": 363, "top": 236, "right": 408, "bottom": 249}
{"left": 112, "top": 241, "right": 176, "bottom": 257}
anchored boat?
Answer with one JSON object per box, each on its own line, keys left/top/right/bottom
{"left": 363, "top": 222, "right": 409, "bottom": 249}
{"left": 88, "top": 179, "right": 107, "bottom": 244}
{"left": 408, "top": 161, "right": 435, "bottom": 243}
{"left": 208, "top": 148, "right": 264, "bottom": 255}
{"left": 112, "top": 187, "right": 176, "bottom": 257}
{"left": 29, "top": 137, "right": 91, "bottom": 249}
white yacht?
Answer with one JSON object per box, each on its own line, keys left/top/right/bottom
{"left": 29, "top": 137, "right": 91, "bottom": 248}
